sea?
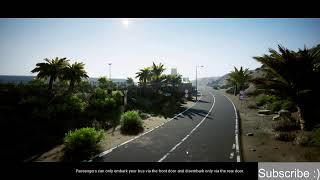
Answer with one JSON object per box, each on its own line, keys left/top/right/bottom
{"left": 0, "top": 75, "right": 126, "bottom": 84}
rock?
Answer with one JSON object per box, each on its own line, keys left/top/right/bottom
{"left": 278, "top": 109, "right": 290, "bottom": 117}
{"left": 272, "top": 115, "right": 280, "bottom": 121}
{"left": 246, "top": 133, "right": 254, "bottom": 136}
{"left": 258, "top": 109, "right": 271, "bottom": 115}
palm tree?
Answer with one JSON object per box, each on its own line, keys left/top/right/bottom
{"left": 163, "top": 74, "right": 182, "bottom": 87}
{"left": 31, "top": 57, "right": 69, "bottom": 91}
{"left": 251, "top": 44, "right": 320, "bottom": 130}
{"left": 226, "top": 66, "right": 251, "bottom": 95}
{"left": 151, "top": 62, "right": 165, "bottom": 82}
{"left": 135, "top": 67, "right": 151, "bottom": 86}
{"left": 151, "top": 62, "right": 166, "bottom": 92}
{"left": 126, "top": 77, "right": 134, "bottom": 87}
{"left": 62, "top": 62, "right": 89, "bottom": 93}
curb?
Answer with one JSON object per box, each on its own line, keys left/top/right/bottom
{"left": 221, "top": 92, "right": 242, "bottom": 162}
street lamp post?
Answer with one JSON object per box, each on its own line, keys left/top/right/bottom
{"left": 195, "top": 65, "right": 204, "bottom": 100}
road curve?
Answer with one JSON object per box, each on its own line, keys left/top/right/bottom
{"left": 93, "top": 86, "right": 239, "bottom": 162}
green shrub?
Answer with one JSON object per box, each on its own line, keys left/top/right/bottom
{"left": 247, "top": 102, "right": 258, "bottom": 109}
{"left": 120, "top": 111, "right": 144, "bottom": 135}
{"left": 272, "top": 118, "right": 300, "bottom": 131}
{"left": 225, "top": 87, "right": 235, "bottom": 94}
{"left": 274, "top": 132, "right": 296, "bottom": 142}
{"left": 309, "top": 128, "right": 320, "bottom": 147}
{"left": 256, "top": 94, "right": 276, "bottom": 106}
{"left": 280, "top": 99, "right": 296, "bottom": 111}
{"left": 270, "top": 101, "right": 283, "bottom": 112}
{"left": 64, "top": 127, "right": 104, "bottom": 161}
{"left": 294, "top": 133, "right": 310, "bottom": 146}
{"left": 246, "top": 89, "right": 262, "bottom": 97}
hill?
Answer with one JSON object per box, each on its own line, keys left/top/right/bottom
{"left": 191, "top": 77, "right": 220, "bottom": 87}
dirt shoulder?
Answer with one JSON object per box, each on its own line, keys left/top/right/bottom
{"left": 35, "top": 100, "right": 195, "bottom": 162}
{"left": 219, "top": 89, "right": 320, "bottom": 162}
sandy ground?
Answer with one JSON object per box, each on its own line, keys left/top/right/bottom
{"left": 219, "top": 89, "right": 320, "bottom": 162}
{"left": 35, "top": 100, "right": 195, "bottom": 162}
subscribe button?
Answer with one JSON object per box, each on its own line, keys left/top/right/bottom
{"left": 258, "top": 163, "right": 320, "bottom": 180}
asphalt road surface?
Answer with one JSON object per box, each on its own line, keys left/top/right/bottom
{"left": 93, "top": 86, "right": 239, "bottom": 162}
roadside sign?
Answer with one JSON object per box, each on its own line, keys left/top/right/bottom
{"left": 185, "top": 89, "right": 188, "bottom": 94}
{"left": 239, "top": 90, "right": 245, "bottom": 100}
{"left": 185, "top": 94, "right": 188, "bottom": 98}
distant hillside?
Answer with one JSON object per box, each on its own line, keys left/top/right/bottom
{"left": 191, "top": 77, "right": 220, "bottom": 87}
{"left": 206, "top": 67, "right": 265, "bottom": 91}
{"left": 207, "top": 73, "right": 230, "bottom": 87}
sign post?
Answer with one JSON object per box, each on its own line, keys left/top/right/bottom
{"left": 239, "top": 90, "right": 246, "bottom": 114}
{"left": 185, "top": 89, "right": 189, "bottom": 99}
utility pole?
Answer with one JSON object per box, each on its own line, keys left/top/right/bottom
{"left": 196, "top": 66, "right": 197, "bottom": 100}
{"left": 195, "top": 65, "right": 204, "bottom": 100}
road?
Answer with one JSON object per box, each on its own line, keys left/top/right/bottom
{"left": 93, "top": 86, "right": 240, "bottom": 162}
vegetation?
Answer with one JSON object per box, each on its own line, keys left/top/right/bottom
{"left": 97, "top": 77, "right": 116, "bottom": 90}
{"left": 130, "top": 62, "right": 189, "bottom": 117}
{"left": 226, "top": 66, "right": 251, "bottom": 95}
{"left": 272, "top": 118, "right": 300, "bottom": 131}
{"left": 120, "top": 110, "right": 144, "bottom": 135}
{"left": 62, "top": 62, "right": 89, "bottom": 93}
{"left": 252, "top": 44, "right": 320, "bottom": 130}
{"left": 274, "top": 132, "right": 296, "bottom": 142}
{"left": 31, "top": 57, "right": 69, "bottom": 91}
{"left": 63, "top": 127, "right": 104, "bottom": 161}
{"left": 1, "top": 57, "right": 192, "bottom": 161}
{"left": 87, "top": 88, "right": 123, "bottom": 129}
{"left": 126, "top": 77, "right": 134, "bottom": 87}
{"left": 309, "top": 128, "right": 320, "bottom": 147}
{"left": 136, "top": 67, "right": 151, "bottom": 87}
{"left": 256, "top": 94, "right": 276, "bottom": 106}
{"left": 247, "top": 102, "right": 258, "bottom": 109}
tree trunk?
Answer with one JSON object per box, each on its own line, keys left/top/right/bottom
{"left": 48, "top": 77, "right": 54, "bottom": 91}
{"left": 68, "top": 80, "right": 75, "bottom": 93}
{"left": 296, "top": 105, "right": 305, "bottom": 131}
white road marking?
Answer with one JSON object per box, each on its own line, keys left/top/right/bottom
{"left": 232, "top": 143, "right": 235, "bottom": 150}
{"left": 221, "top": 93, "right": 241, "bottom": 162}
{"left": 86, "top": 92, "right": 204, "bottom": 161}
{"left": 158, "top": 92, "right": 216, "bottom": 162}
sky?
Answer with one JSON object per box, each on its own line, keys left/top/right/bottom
{"left": 0, "top": 18, "right": 320, "bottom": 81}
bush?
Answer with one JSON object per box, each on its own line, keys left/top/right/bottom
{"left": 309, "top": 128, "right": 320, "bottom": 147}
{"left": 270, "top": 101, "right": 283, "bottom": 113}
{"left": 294, "top": 133, "right": 310, "bottom": 146}
{"left": 120, "top": 111, "right": 144, "bottom": 135}
{"left": 280, "top": 99, "right": 296, "bottom": 111}
{"left": 225, "top": 87, "right": 235, "bottom": 94}
{"left": 256, "top": 94, "right": 276, "bottom": 106}
{"left": 246, "top": 89, "right": 262, "bottom": 97}
{"left": 270, "top": 99, "right": 296, "bottom": 113}
{"left": 274, "top": 132, "right": 296, "bottom": 141}
{"left": 247, "top": 102, "right": 258, "bottom": 109}
{"left": 272, "top": 118, "right": 300, "bottom": 131}
{"left": 63, "top": 127, "right": 104, "bottom": 161}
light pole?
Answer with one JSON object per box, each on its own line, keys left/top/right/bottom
{"left": 195, "top": 65, "right": 204, "bottom": 100}
{"left": 108, "top": 63, "right": 112, "bottom": 80}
